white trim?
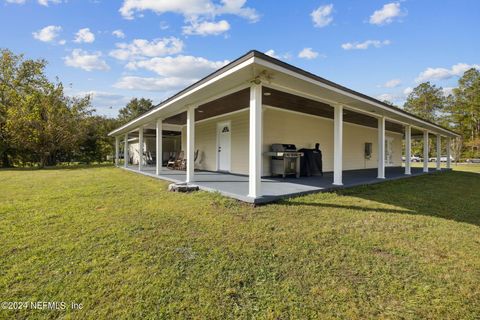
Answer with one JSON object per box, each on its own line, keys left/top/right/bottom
{"left": 248, "top": 84, "right": 262, "bottom": 199}
{"left": 216, "top": 120, "right": 232, "bottom": 172}
{"left": 186, "top": 106, "right": 196, "bottom": 183}
{"left": 138, "top": 126, "right": 144, "bottom": 171}
{"left": 255, "top": 58, "right": 458, "bottom": 138}
{"left": 115, "top": 136, "right": 119, "bottom": 166}
{"left": 156, "top": 119, "right": 163, "bottom": 175}
{"left": 333, "top": 105, "right": 343, "bottom": 186}
{"left": 124, "top": 133, "right": 128, "bottom": 168}
{"left": 109, "top": 58, "right": 255, "bottom": 136}
{"left": 377, "top": 117, "right": 385, "bottom": 179}
{"left": 436, "top": 134, "right": 442, "bottom": 170}
{"left": 446, "top": 137, "right": 452, "bottom": 169}
{"left": 405, "top": 125, "right": 411, "bottom": 175}
{"left": 423, "top": 131, "right": 429, "bottom": 173}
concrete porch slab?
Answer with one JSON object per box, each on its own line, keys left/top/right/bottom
{"left": 121, "top": 165, "right": 448, "bottom": 204}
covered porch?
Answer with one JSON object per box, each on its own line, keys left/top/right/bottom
{"left": 123, "top": 165, "right": 445, "bottom": 204}
{"left": 109, "top": 51, "right": 459, "bottom": 204}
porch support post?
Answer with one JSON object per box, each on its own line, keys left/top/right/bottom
{"left": 124, "top": 133, "right": 129, "bottom": 168}
{"left": 138, "top": 126, "right": 144, "bottom": 171}
{"left": 156, "top": 119, "right": 163, "bottom": 175}
{"left": 405, "top": 125, "right": 411, "bottom": 175}
{"left": 436, "top": 134, "right": 442, "bottom": 171}
{"left": 377, "top": 117, "right": 385, "bottom": 179}
{"left": 115, "top": 136, "right": 119, "bottom": 166}
{"left": 447, "top": 137, "right": 452, "bottom": 169}
{"left": 333, "top": 104, "right": 343, "bottom": 186}
{"left": 248, "top": 84, "right": 262, "bottom": 198}
{"left": 186, "top": 105, "right": 196, "bottom": 183}
{"left": 423, "top": 131, "right": 429, "bottom": 173}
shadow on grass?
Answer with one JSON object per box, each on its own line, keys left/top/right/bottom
{"left": 287, "top": 171, "right": 480, "bottom": 227}
{"left": 0, "top": 163, "right": 114, "bottom": 172}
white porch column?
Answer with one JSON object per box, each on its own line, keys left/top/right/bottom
{"left": 447, "top": 137, "right": 452, "bottom": 169}
{"left": 124, "top": 133, "right": 129, "bottom": 168}
{"left": 248, "top": 84, "right": 262, "bottom": 198}
{"left": 436, "top": 134, "right": 442, "bottom": 171}
{"left": 333, "top": 104, "right": 343, "bottom": 185}
{"left": 405, "top": 125, "right": 411, "bottom": 175}
{"left": 156, "top": 119, "right": 163, "bottom": 175}
{"left": 423, "top": 131, "right": 429, "bottom": 173}
{"left": 138, "top": 126, "right": 144, "bottom": 171}
{"left": 115, "top": 136, "right": 120, "bottom": 166}
{"left": 377, "top": 117, "right": 385, "bottom": 179}
{"left": 186, "top": 106, "right": 196, "bottom": 183}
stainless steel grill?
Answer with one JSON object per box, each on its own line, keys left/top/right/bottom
{"left": 264, "top": 144, "right": 303, "bottom": 178}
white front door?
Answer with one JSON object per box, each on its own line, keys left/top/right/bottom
{"left": 217, "top": 121, "right": 231, "bottom": 171}
{"left": 385, "top": 137, "right": 394, "bottom": 166}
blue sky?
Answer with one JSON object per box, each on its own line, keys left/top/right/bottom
{"left": 1, "top": 0, "right": 479, "bottom": 117}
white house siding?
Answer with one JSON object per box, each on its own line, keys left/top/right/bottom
{"left": 181, "top": 109, "right": 249, "bottom": 173}
{"left": 182, "top": 106, "right": 403, "bottom": 175}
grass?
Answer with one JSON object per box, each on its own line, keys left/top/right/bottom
{"left": 0, "top": 165, "right": 479, "bottom": 319}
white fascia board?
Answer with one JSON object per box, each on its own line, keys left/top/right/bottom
{"left": 109, "top": 57, "right": 255, "bottom": 137}
{"left": 253, "top": 57, "right": 459, "bottom": 138}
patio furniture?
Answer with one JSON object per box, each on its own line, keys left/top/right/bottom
{"left": 175, "top": 150, "right": 199, "bottom": 171}
{"left": 166, "top": 151, "right": 181, "bottom": 169}
{"left": 173, "top": 151, "right": 185, "bottom": 170}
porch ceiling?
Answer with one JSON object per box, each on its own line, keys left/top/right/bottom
{"left": 164, "top": 86, "right": 409, "bottom": 134}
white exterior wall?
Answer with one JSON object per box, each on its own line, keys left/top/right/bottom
{"left": 181, "top": 106, "right": 403, "bottom": 175}
{"left": 182, "top": 110, "right": 249, "bottom": 173}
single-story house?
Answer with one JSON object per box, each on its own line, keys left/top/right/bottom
{"left": 108, "top": 50, "right": 459, "bottom": 203}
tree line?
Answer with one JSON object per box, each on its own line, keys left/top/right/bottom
{"left": 399, "top": 68, "right": 480, "bottom": 159}
{"left": 0, "top": 49, "right": 152, "bottom": 168}
{"left": 1, "top": 49, "right": 479, "bottom": 168}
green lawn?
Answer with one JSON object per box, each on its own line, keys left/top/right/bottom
{"left": 0, "top": 165, "right": 479, "bottom": 319}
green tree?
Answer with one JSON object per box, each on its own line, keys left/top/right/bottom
{"left": 76, "top": 116, "right": 118, "bottom": 163}
{"left": 450, "top": 68, "right": 480, "bottom": 157}
{"left": 117, "top": 98, "right": 154, "bottom": 125}
{"left": 0, "top": 49, "right": 49, "bottom": 167}
{"left": 404, "top": 82, "right": 445, "bottom": 122}
{"left": 6, "top": 82, "right": 92, "bottom": 167}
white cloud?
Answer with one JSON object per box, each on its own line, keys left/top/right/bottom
{"left": 114, "top": 55, "right": 229, "bottom": 92}
{"left": 112, "top": 29, "right": 125, "bottom": 39}
{"left": 369, "top": 2, "right": 405, "bottom": 25}
{"left": 376, "top": 93, "right": 396, "bottom": 102}
{"left": 5, "top": 0, "right": 26, "bottom": 3}
{"left": 403, "top": 87, "right": 413, "bottom": 96}
{"left": 32, "top": 25, "right": 62, "bottom": 43}
{"left": 380, "top": 79, "right": 401, "bottom": 88}
{"left": 264, "top": 49, "right": 291, "bottom": 60}
{"left": 126, "top": 55, "right": 229, "bottom": 78}
{"left": 38, "top": 0, "right": 62, "bottom": 6}
{"left": 119, "top": 0, "right": 259, "bottom": 22}
{"left": 311, "top": 4, "right": 333, "bottom": 28}
{"left": 183, "top": 19, "right": 230, "bottom": 36}
{"left": 109, "top": 37, "right": 184, "bottom": 61}
{"left": 341, "top": 40, "right": 391, "bottom": 50}
{"left": 113, "top": 76, "right": 194, "bottom": 91}
{"left": 67, "top": 90, "right": 131, "bottom": 116}
{"left": 298, "top": 47, "right": 319, "bottom": 59}
{"left": 74, "top": 28, "right": 95, "bottom": 43}
{"left": 265, "top": 49, "right": 279, "bottom": 59}
{"left": 415, "top": 63, "right": 480, "bottom": 82}
{"left": 64, "top": 49, "right": 110, "bottom": 71}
